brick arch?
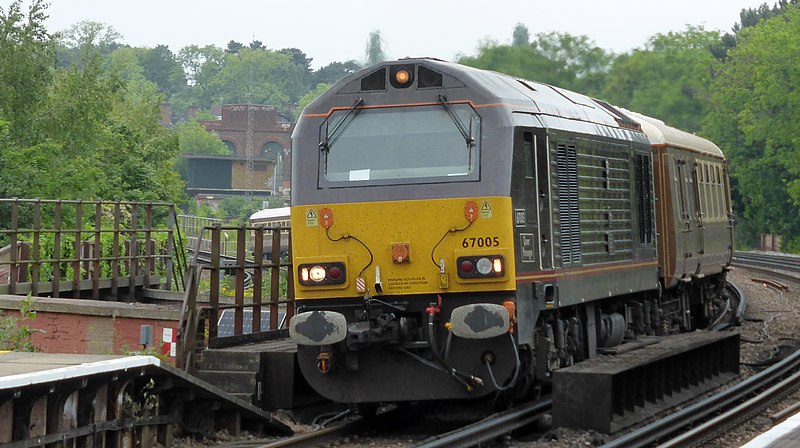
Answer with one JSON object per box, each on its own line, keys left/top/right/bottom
{"left": 259, "top": 138, "right": 290, "bottom": 157}
{"left": 221, "top": 139, "right": 237, "bottom": 154}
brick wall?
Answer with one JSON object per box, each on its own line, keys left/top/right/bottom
{"left": 0, "top": 296, "right": 182, "bottom": 363}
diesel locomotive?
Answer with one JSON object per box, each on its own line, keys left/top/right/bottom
{"left": 287, "top": 58, "right": 735, "bottom": 405}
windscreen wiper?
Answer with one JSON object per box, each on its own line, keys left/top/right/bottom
{"left": 437, "top": 94, "right": 474, "bottom": 148}
{"left": 319, "top": 97, "right": 364, "bottom": 154}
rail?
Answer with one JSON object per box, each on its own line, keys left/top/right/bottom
{"left": 0, "top": 198, "right": 186, "bottom": 300}
{"left": 416, "top": 399, "right": 552, "bottom": 448}
{"left": 600, "top": 251, "right": 800, "bottom": 447}
{"left": 176, "top": 224, "right": 294, "bottom": 373}
{"left": 600, "top": 346, "right": 800, "bottom": 448}
{"left": 732, "top": 251, "right": 800, "bottom": 284}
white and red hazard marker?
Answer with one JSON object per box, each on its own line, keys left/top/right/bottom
{"left": 464, "top": 200, "right": 479, "bottom": 222}
{"left": 356, "top": 277, "right": 366, "bottom": 293}
{"left": 161, "top": 327, "right": 177, "bottom": 358}
{"left": 319, "top": 207, "right": 334, "bottom": 229}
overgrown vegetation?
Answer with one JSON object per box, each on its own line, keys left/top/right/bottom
{"left": 0, "top": 294, "right": 39, "bottom": 351}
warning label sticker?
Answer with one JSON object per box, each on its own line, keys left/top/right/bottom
{"left": 480, "top": 200, "right": 492, "bottom": 219}
{"left": 306, "top": 209, "right": 318, "bottom": 227}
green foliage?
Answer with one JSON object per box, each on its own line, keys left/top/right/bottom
{"left": 0, "top": 0, "right": 55, "bottom": 146}
{"left": 0, "top": 294, "right": 39, "bottom": 352}
{"left": 297, "top": 83, "right": 331, "bottom": 117}
{"left": 139, "top": 44, "right": 187, "bottom": 97}
{"left": 177, "top": 44, "right": 225, "bottom": 109}
{"left": 312, "top": 60, "right": 361, "bottom": 86}
{"left": 56, "top": 20, "right": 121, "bottom": 68}
{"left": 512, "top": 23, "right": 530, "bottom": 46}
{"left": 186, "top": 196, "right": 282, "bottom": 224}
{"left": 172, "top": 119, "right": 228, "bottom": 154}
{"left": 705, "top": 6, "right": 800, "bottom": 251}
{"left": 208, "top": 48, "right": 304, "bottom": 108}
{"left": 0, "top": 9, "right": 185, "bottom": 205}
{"left": 459, "top": 32, "right": 613, "bottom": 96}
{"left": 603, "top": 26, "right": 720, "bottom": 132}
{"left": 217, "top": 196, "right": 270, "bottom": 224}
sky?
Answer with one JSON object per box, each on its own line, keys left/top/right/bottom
{"left": 7, "top": 0, "right": 769, "bottom": 68}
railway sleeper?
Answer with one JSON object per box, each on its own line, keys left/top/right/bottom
{"left": 551, "top": 330, "right": 740, "bottom": 433}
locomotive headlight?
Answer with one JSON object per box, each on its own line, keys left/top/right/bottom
{"left": 476, "top": 257, "right": 493, "bottom": 275}
{"left": 456, "top": 255, "right": 505, "bottom": 279}
{"left": 298, "top": 262, "right": 347, "bottom": 286}
{"left": 395, "top": 68, "right": 411, "bottom": 85}
{"left": 309, "top": 266, "right": 327, "bottom": 282}
{"left": 390, "top": 65, "right": 414, "bottom": 88}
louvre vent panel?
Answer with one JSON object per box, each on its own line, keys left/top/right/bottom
{"left": 555, "top": 143, "right": 581, "bottom": 265}
{"left": 552, "top": 139, "right": 638, "bottom": 266}
{"left": 635, "top": 154, "right": 654, "bottom": 245}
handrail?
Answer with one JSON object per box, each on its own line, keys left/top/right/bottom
{"left": 0, "top": 198, "right": 183, "bottom": 299}
{"left": 175, "top": 223, "right": 294, "bottom": 373}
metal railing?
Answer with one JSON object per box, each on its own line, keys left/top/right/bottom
{"left": 0, "top": 198, "right": 186, "bottom": 300}
{"left": 176, "top": 224, "right": 294, "bottom": 373}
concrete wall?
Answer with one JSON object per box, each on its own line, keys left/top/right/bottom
{"left": 0, "top": 295, "right": 182, "bottom": 363}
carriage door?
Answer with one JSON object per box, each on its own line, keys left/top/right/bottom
{"left": 674, "top": 157, "right": 699, "bottom": 278}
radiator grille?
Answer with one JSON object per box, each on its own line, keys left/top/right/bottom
{"left": 635, "top": 154, "right": 654, "bottom": 244}
{"left": 556, "top": 143, "right": 581, "bottom": 264}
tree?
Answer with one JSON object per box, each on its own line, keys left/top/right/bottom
{"left": 172, "top": 120, "right": 228, "bottom": 155}
{"left": 296, "top": 83, "right": 331, "bottom": 118}
{"left": 512, "top": 23, "right": 530, "bottom": 46}
{"left": 208, "top": 48, "right": 305, "bottom": 108}
{"left": 226, "top": 40, "right": 243, "bottom": 54}
{"left": 0, "top": 0, "right": 54, "bottom": 146}
{"left": 57, "top": 20, "right": 121, "bottom": 67}
{"left": 279, "top": 47, "right": 314, "bottom": 90}
{"left": 705, "top": 6, "right": 800, "bottom": 250}
{"left": 602, "top": 26, "right": 720, "bottom": 132}
{"left": 312, "top": 60, "right": 361, "bottom": 86}
{"left": 107, "top": 46, "right": 146, "bottom": 81}
{"left": 139, "top": 44, "right": 187, "bottom": 96}
{"left": 712, "top": 1, "right": 800, "bottom": 59}
{"left": 177, "top": 44, "right": 225, "bottom": 109}
{"left": 458, "top": 31, "right": 612, "bottom": 96}
{"left": 365, "top": 30, "right": 386, "bottom": 65}
{"left": 0, "top": 17, "right": 185, "bottom": 204}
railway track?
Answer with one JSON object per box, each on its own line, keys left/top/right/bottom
{"left": 415, "top": 399, "right": 552, "bottom": 448}
{"left": 600, "top": 251, "right": 800, "bottom": 448}
{"left": 732, "top": 251, "right": 800, "bottom": 284}
{"left": 600, "top": 341, "right": 800, "bottom": 448}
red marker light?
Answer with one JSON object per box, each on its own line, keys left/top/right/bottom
{"left": 460, "top": 259, "right": 474, "bottom": 273}
{"left": 328, "top": 266, "right": 342, "bottom": 280}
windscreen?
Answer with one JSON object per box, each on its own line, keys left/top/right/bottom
{"left": 319, "top": 104, "right": 480, "bottom": 187}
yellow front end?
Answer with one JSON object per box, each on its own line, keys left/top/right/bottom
{"left": 291, "top": 196, "right": 516, "bottom": 299}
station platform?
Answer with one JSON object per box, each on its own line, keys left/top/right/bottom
{"left": 0, "top": 351, "right": 291, "bottom": 445}
{"left": 742, "top": 411, "right": 800, "bottom": 447}
{"left": 0, "top": 351, "right": 129, "bottom": 383}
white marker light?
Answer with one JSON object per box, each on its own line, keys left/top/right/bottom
{"left": 476, "top": 257, "right": 492, "bottom": 275}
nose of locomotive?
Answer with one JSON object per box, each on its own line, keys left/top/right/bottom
{"left": 289, "top": 311, "right": 348, "bottom": 346}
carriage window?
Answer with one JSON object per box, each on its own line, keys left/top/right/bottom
{"left": 319, "top": 104, "right": 480, "bottom": 187}
{"left": 676, "top": 160, "right": 689, "bottom": 221}
{"left": 523, "top": 132, "right": 534, "bottom": 179}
